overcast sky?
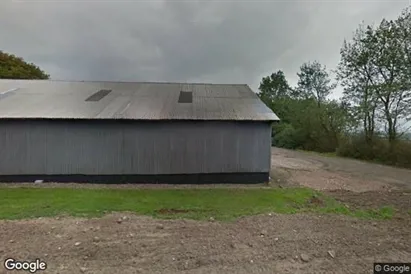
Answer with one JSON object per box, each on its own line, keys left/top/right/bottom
{"left": 1, "top": 0, "right": 410, "bottom": 98}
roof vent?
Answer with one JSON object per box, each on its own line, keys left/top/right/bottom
{"left": 178, "top": 91, "right": 193, "bottom": 103}
{"left": 85, "top": 89, "right": 112, "bottom": 102}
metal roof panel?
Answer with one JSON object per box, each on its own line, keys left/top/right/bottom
{"left": 0, "top": 80, "right": 280, "bottom": 121}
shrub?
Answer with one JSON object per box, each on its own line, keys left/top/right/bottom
{"left": 272, "top": 123, "right": 300, "bottom": 149}
{"left": 388, "top": 141, "right": 411, "bottom": 168}
{"left": 337, "top": 136, "right": 411, "bottom": 168}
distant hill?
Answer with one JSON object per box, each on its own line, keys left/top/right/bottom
{"left": 0, "top": 51, "right": 49, "bottom": 79}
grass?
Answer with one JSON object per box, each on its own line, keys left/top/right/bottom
{"left": 0, "top": 187, "right": 394, "bottom": 221}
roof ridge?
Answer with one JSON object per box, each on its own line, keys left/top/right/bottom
{"left": 0, "top": 79, "right": 250, "bottom": 86}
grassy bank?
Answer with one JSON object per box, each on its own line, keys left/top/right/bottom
{"left": 0, "top": 187, "right": 394, "bottom": 221}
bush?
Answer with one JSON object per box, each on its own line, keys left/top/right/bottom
{"left": 272, "top": 123, "right": 301, "bottom": 149}
{"left": 388, "top": 141, "right": 411, "bottom": 168}
{"left": 337, "top": 136, "right": 411, "bottom": 168}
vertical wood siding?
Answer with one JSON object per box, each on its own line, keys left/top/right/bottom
{"left": 0, "top": 120, "right": 271, "bottom": 175}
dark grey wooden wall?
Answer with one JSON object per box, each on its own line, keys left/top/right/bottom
{"left": 0, "top": 120, "right": 271, "bottom": 175}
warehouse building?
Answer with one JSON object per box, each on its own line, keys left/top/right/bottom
{"left": 0, "top": 80, "right": 279, "bottom": 184}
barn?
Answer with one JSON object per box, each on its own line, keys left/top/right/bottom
{"left": 0, "top": 80, "right": 279, "bottom": 184}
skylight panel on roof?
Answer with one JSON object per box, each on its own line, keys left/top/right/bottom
{"left": 85, "top": 89, "right": 112, "bottom": 102}
{"left": 178, "top": 91, "right": 193, "bottom": 103}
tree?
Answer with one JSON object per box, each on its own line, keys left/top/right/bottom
{"left": 0, "top": 51, "right": 49, "bottom": 79}
{"left": 296, "top": 61, "right": 336, "bottom": 106}
{"left": 259, "top": 67, "right": 350, "bottom": 153}
{"left": 370, "top": 17, "right": 411, "bottom": 143}
{"left": 259, "top": 7, "right": 411, "bottom": 168}
{"left": 337, "top": 24, "right": 379, "bottom": 144}
{"left": 258, "top": 70, "right": 295, "bottom": 105}
{"left": 295, "top": 61, "right": 344, "bottom": 148}
{"left": 338, "top": 8, "right": 411, "bottom": 144}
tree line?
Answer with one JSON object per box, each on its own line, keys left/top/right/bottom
{"left": 0, "top": 51, "right": 49, "bottom": 80}
{"left": 259, "top": 7, "right": 411, "bottom": 168}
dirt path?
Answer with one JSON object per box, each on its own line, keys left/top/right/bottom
{"left": 1, "top": 212, "right": 410, "bottom": 274}
{"left": 270, "top": 147, "right": 411, "bottom": 192}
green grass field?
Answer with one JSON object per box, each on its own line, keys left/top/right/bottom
{"left": 0, "top": 187, "right": 394, "bottom": 221}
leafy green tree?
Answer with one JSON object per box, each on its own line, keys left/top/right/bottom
{"left": 396, "top": 7, "right": 411, "bottom": 85}
{"left": 296, "top": 61, "right": 336, "bottom": 106}
{"left": 0, "top": 51, "right": 49, "bottom": 79}
{"left": 338, "top": 8, "right": 411, "bottom": 144}
{"left": 259, "top": 65, "right": 353, "bottom": 153}
{"left": 258, "top": 70, "right": 295, "bottom": 105}
{"left": 337, "top": 24, "right": 379, "bottom": 144}
{"left": 260, "top": 7, "right": 411, "bottom": 168}
{"left": 371, "top": 17, "right": 411, "bottom": 143}
{"left": 295, "top": 61, "right": 348, "bottom": 150}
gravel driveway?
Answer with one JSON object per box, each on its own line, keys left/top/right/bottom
{"left": 270, "top": 147, "right": 411, "bottom": 192}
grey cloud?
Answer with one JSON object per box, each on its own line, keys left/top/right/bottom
{"left": 0, "top": 0, "right": 409, "bottom": 93}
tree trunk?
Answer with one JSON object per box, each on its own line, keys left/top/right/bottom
{"left": 363, "top": 116, "right": 370, "bottom": 144}
{"left": 363, "top": 106, "right": 375, "bottom": 144}
{"left": 382, "top": 99, "right": 396, "bottom": 144}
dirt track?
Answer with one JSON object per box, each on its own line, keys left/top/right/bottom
{"left": 270, "top": 148, "right": 411, "bottom": 192}
{"left": 1, "top": 148, "right": 411, "bottom": 274}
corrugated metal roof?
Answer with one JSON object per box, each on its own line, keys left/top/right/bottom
{"left": 0, "top": 80, "right": 279, "bottom": 121}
